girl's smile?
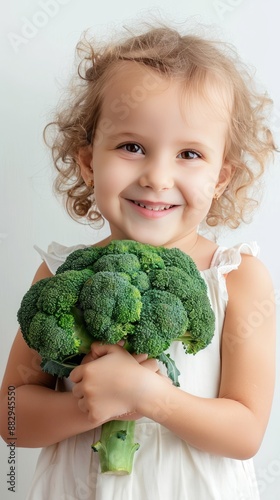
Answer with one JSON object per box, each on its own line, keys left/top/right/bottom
{"left": 128, "top": 199, "right": 178, "bottom": 218}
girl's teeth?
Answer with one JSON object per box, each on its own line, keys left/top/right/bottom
{"left": 135, "top": 202, "right": 172, "bottom": 211}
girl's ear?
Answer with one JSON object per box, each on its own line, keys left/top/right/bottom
{"left": 76, "top": 145, "right": 93, "bottom": 187}
{"left": 215, "top": 162, "right": 234, "bottom": 198}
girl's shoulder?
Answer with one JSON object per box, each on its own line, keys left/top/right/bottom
{"left": 222, "top": 243, "right": 274, "bottom": 303}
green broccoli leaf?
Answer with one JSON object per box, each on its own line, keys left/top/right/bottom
{"left": 157, "top": 352, "right": 181, "bottom": 387}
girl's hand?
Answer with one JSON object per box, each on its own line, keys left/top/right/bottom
{"left": 69, "top": 343, "right": 163, "bottom": 425}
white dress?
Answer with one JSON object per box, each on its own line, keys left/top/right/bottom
{"left": 26, "top": 241, "right": 260, "bottom": 500}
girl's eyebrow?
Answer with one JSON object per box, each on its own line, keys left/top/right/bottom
{"left": 108, "top": 131, "right": 146, "bottom": 142}
{"left": 180, "top": 141, "right": 216, "bottom": 155}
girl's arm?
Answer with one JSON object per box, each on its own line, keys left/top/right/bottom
{"left": 70, "top": 254, "right": 276, "bottom": 459}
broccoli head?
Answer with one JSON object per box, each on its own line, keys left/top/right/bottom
{"left": 18, "top": 239, "right": 215, "bottom": 383}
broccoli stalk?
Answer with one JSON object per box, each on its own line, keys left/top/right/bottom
{"left": 92, "top": 421, "right": 140, "bottom": 475}
{"left": 18, "top": 239, "right": 215, "bottom": 475}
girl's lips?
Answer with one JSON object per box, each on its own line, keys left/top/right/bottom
{"left": 128, "top": 199, "right": 178, "bottom": 218}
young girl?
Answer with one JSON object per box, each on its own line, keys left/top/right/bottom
{"left": 0, "top": 24, "right": 277, "bottom": 500}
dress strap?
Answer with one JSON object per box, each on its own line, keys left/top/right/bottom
{"left": 210, "top": 242, "right": 259, "bottom": 274}
{"left": 206, "top": 242, "right": 260, "bottom": 301}
{"left": 34, "top": 242, "right": 86, "bottom": 274}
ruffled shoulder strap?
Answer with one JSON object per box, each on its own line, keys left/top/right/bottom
{"left": 210, "top": 242, "right": 259, "bottom": 274}
{"left": 204, "top": 241, "right": 260, "bottom": 302}
{"left": 34, "top": 242, "right": 87, "bottom": 275}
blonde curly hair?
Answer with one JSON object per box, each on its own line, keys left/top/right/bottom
{"left": 44, "top": 23, "right": 277, "bottom": 229}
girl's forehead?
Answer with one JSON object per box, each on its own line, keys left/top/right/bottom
{"left": 103, "top": 61, "right": 170, "bottom": 99}
{"left": 100, "top": 61, "right": 232, "bottom": 125}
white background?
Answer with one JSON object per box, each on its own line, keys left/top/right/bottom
{"left": 0, "top": 0, "right": 279, "bottom": 499}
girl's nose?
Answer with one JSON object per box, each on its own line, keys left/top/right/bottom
{"left": 138, "top": 163, "right": 174, "bottom": 191}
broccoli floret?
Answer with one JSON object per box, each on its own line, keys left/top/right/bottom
{"left": 129, "top": 271, "right": 150, "bottom": 292}
{"left": 157, "top": 246, "right": 200, "bottom": 275}
{"left": 92, "top": 253, "right": 150, "bottom": 292}
{"left": 126, "top": 289, "right": 189, "bottom": 357}
{"left": 27, "top": 304, "right": 92, "bottom": 368}
{"left": 27, "top": 308, "right": 92, "bottom": 362}
{"left": 17, "top": 269, "right": 94, "bottom": 373}
{"left": 17, "top": 277, "right": 51, "bottom": 337}
{"left": 93, "top": 253, "right": 140, "bottom": 274}
{"left": 56, "top": 246, "right": 103, "bottom": 274}
{"left": 79, "top": 271, "right": 142, "bottom": 344}
{"left": 148, "top": 266, "right": 215, "bottom": 354}
{"left": 37, "top": 269, "right": 94, "bottom": 316}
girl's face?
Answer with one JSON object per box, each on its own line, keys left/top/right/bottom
{"left": 88, "top": 63, "right": 231, "bottom": 249}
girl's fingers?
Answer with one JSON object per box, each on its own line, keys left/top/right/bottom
{"left": 71, "top": 344, "right": 160, "bottom": 385}
{"left": 69, "top": 365, "right": 83, "bottom": 383}
{"left": 80, "top": 352, "right": 94, "bottom": 365}
{"left": 132, "top": 353, "right": 148, "bottom": 363}
{"left": 70, "top": 343, "right": 126, "bottom": 383}
{"left": 141, "top": 358, "right": 159, "bottom": 372}
{"left": 72, "top": 383, "right": 83, "bottom": 399}
{"left": 90, "top": 341, "right": 124, "bottom": 360}
{"left": 132, "top": 353, "right": 159, "bottom": 373}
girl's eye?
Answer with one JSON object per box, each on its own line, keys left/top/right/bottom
{"left": 119, "top": 143, "right": 144, "bottom": 155}
{"left": 177, "top": 150, "right": 201, "bottom": 160}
